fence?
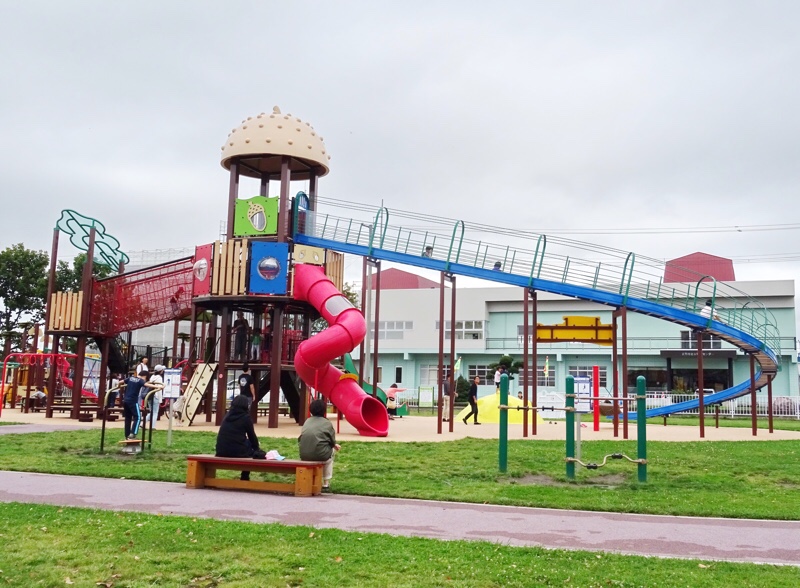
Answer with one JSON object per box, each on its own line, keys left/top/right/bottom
{"left": 389, "top": 388, "right": 800, "bottom": 420}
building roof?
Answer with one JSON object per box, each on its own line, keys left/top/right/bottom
{"left": 663, "top": 252, "right": 736, "bottom": 283}
{"left": 368, "top": 268, "right": 441, "bottom": 289}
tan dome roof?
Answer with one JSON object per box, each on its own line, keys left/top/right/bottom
{"left": 220, "top": 106, "right": 330, "bottom": 179}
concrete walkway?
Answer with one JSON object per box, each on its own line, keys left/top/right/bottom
{"left": 1, "top": 470, "right": 798, "bottom": 566}
{"left": 2, "top": 414, "right": 799, "bottom": 566}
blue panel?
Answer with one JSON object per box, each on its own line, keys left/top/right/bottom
{"left": 249, "top": 242, "right": 289, "bottom": 295}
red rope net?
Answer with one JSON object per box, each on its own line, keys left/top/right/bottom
{"left": 89, "top": 258, "right": 194, "bottom": 336}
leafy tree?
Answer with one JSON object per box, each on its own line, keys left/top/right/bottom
{"left": 488, "top": 354, "right": 524, "bottom": 381}
{"left": 311, "top": 281, "right": 360, "bottom": 334}
{"left": 55, "top": 252, "right": 114, "bottom": 292}
{"left": 455, "top": 375, "right": 470, "bottom": 401}
{"left": 0, "top": 244, "right": 49, "bottom": 356}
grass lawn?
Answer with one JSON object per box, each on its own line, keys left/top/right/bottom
{"left": 1, "top": 503, "right": 797, "bottom": 588}
{"left": 0, "top": 429, "right": 799, "bottom": 519}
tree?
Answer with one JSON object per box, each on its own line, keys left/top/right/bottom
{"left": 488, "top": 354, "right": 524, "bottom": 381}
{"left": 311, "top": 281, "right": 360, "bottom": 334}
{"left": 0, "top": 244, "right": 49, "bottom": 356}
{"left": 55, "top": 252, "right": 114, "bottom": 292}
{"left": 455, "top": 375, "right": 470, "bottom": 401}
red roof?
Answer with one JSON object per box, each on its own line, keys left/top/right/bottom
{"left": 368, "top": 268, "right": 441, "bottom": 289}
{"left": 663, "top": 252, "right": 735, "bottom": 283}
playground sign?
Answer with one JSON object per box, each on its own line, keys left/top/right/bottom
{"left": 163, "top": 368, "right": 183, "bottom": 399}
{"left": 574, "top": 377, "right": 591, "bottom": 413}
{"left": 418, "top": 386, "right": 434, "bottom": 408}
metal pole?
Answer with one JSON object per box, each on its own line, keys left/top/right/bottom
{"left": 612, "top": 311, "right": 619, "bottom": 437}
{"left": 565, "top": 376, "right": 575, "bottom": 480}
{"left": 499, "top": 373, "right": 509, "bottom": 473}
{"left": 767, "top": 376, "right": 774, "bottom": 433}
{"left": 593, "top": 364, "right": 600, "bottom": 431}
{"left": 750, "top": 354, "right": 757, "bottom": 436}
{"left": 371, "top": 260, "right": 381, "bottom": 397}
{"left": 697, "top": 330, "right": 705, "bottom": 438}
{"left": 358, "top": 256, "right": 367, "bottom": 389}
{"left": 636, "top": 375, "right": 647, "bottom": 483}
{"left": 531, "top": 291, "right": 538, "bottom": 436}
{"left": 621, "top": 306, "right": 628, "bottom": 440}
{"left": 437, "top": 271, "right": 445, "bottom": 434}
{"left": 449, "top": 274, "right": 456, "bottom": 432}
{"left": 522, "top": 289, "right": 529, "bottom": 438}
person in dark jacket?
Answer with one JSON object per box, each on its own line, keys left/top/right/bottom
{"left": 462, "top": 376, "right": 481, "bottom": 425}
{"left": 216, "top": 395, "right": 261, "bottom": 480}
{"left": 298, "top": 398, "right": 340, "bottom": 492}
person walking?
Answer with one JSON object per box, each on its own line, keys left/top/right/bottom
{"left": 442, "top": 375, "right": 452, "bottom": 422}
{"left": 238, "top": 364, "right": 255, "bottom": 400}
{"left": 463, "top": 376, "right": 480, "bottom": 425}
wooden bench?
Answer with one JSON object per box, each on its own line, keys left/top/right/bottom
{"left": 186, "top": 455, "right": 325, "bottom": 497}
{"left": 256, "top": 405, "right": 290, "bottom": 417}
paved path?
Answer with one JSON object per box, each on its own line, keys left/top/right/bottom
{"left": 1, "top": 471, "right": 798, "bottom": 566}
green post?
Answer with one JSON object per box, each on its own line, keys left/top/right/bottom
{"left": 637, "top": 375, "right": 647, "bottom": 483}
{"left": 565, "top": 376, "right": 575, "bottom": 480}
{"left": 499, "top": 373, "right": 509, "bottom": 473}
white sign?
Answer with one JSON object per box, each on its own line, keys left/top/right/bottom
{"left": 162, "top": 368, "right": 183, "bottom": 399}
{"left": 418, "top": 386, "right": 434, "bottom": 408}
{"left": 574, "top": 377, "right": 591, "bottom": 413}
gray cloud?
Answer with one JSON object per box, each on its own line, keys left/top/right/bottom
{"left": 1, "top": 1, "right": 798, "bottom": 314}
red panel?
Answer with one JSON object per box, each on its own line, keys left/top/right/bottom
{"left": 664, "top": 252, "right": 736, "bottom": 283}
{"left": 368, "top": 268, "right": 440, "bottom": 289}
{"left": 193, "top": 244, "right": 213, "bottom": 296}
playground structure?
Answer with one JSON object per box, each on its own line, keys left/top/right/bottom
{"left": 31, "top": 105, "right": 783, "bottom": 439}
{"left": 0, "top": 353, "right": 98, "bottom": 417}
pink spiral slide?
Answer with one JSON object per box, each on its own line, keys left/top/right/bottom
{"left": 293, "top": 263, "right": 389, "bottom": 437}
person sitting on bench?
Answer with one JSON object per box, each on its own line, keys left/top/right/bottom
{"left": 298, "top": 398, "right": 340, "bottom": 492}
{"left": 216, "top": 395, "right": 263, "bottom": 481}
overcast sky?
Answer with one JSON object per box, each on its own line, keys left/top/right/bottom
{"left": 2, "top": 2, "right": 799, "bottom": 307}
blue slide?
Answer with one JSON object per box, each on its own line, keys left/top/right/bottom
{"left": 293, "top": 201, "right": 779, "bottom": 420}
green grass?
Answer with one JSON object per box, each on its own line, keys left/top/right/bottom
{"left": 645, "top": 415, "right": 800, "bottom": 431}
{"left": 0, "top": 420, "right": 22, "bottom": 426}
{"left": 1, "top": 429, "right": 799, "bottom": 519}
{"left": 0, "top": 503, "right": 797, "bottom": 588}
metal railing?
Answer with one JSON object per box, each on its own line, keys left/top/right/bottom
{"left": 297, "top": 196, "right": 782, "bottom": 362}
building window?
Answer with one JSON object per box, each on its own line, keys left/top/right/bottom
{"left": 520, "top": 367, "right": 555, "bottom": 387}
{"left": 395, "top": 366, "right": 402, "bottom": 384}
{"left": 435, "top": 320, "right": 484, "bottom": 340}
{"left": 420, "top": 364, "right": 452, "bottom": 386}
{"left": 377, "top": 321, "right": 413, "bottom": 340}
{"left": 568, "top": 366, "right": 608, "bottom": 388}
{"left": 468, "top": 364, "right": 492, "bottom": 385}
{"left": 680, "top": 331, "right": 721, "bottom": 349}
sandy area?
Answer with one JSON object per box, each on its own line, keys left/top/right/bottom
{"left": 2, "top": 405, "right": 799, "bottom": 443}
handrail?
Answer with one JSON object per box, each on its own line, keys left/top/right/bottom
{"left": 527, "top": 234, "right": 546, "bottom": 287}
{"left": 693, "top": 277, "right": 717, "bottom": 329}
{"left": 619, "top": 252, "right": 635, "bottom": 305}
{"left": 298, "top": 199, "right": 782, "bottom": 370}
{"left": 445, "top": 220, "right": 465, "bottom": 272}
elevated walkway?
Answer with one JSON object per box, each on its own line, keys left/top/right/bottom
{"left": 293, "top": 198, "right": 780, "bottom": 418}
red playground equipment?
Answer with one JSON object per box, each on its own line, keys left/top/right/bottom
{"left": 0, "top": 353, "right": 96, "bottom": 417}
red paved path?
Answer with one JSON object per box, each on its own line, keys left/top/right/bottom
{"left": 1, "top": 470, "right": 798, "bottom": 566}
